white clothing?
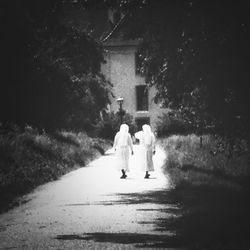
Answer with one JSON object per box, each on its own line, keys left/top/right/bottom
{"left": 135, "top": 125, "right": 156, "bottom": 171}
{"left": 113, "top": 124, "right": 133, "bottom": 171}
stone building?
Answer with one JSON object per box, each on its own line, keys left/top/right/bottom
{"left": 101, "top": 37, "right": 164, "bottom": 132}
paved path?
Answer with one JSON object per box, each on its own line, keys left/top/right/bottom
{"left": 0, "top": 145, "right": 177, "bottom": 249}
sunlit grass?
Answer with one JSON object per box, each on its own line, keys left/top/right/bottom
{"left": 159, "top": 134, "right": 250, "bottom": 188}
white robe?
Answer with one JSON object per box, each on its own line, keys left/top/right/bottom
{"left": 113, "top": 131, "right": 133, "bottom": 171}
{"left": 135, "top": 129, "right": 156, "bottom": 171}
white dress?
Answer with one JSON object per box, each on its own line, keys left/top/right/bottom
{"left": 113, "top": 130, "right": 133, "bottom": 171}
{"left": 135, "top": 128, "right": 156, "bottom": 171}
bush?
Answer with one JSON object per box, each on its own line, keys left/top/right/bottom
{"left": 159, "top": 134, "right": 250, "bottom": 188}
{"left": 156, "top": 112, "right": 193, "bottom": 137}
{"left": 0, "top": 124, "right": 112, "bottom": 212}
{"left": 95, "top": 111, "right": 137, "bottom": 140}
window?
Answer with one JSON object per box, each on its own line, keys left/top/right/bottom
{"left": 136, "top": 85, "right": 148, "bottom": 111}
{"left": 135, "top": 51, "right": 141, "bottom": 75}
{"left": 135, "top": 50, "right": 146, "bottom": 75}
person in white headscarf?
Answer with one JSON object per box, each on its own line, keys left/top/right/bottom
{"left": 135, "top": 124, "right": 156, "bottom": 178}
{"left": 113, "top": 124, "right": 134, "bottom": 178}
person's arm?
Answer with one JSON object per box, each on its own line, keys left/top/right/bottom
{"left": 128, "top": 134, "right": 134, "bottom": 155}
{"left": 134, "top": 132, "right": 139, "bottom": 139}
{"left": 134, "top": 131, "right": 142, "bottom": 140}
{"left": 113, "top": 133, "right": 118, "bottom": 151}
{"left": 152, "top": 133, "right": 156, "bottom": 154}
{"left": 134, "top": 131, "right": 142, "bottom": 145}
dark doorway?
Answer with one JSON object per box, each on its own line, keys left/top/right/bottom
{"left": 136, "top": 85, "right": 148, "bottom": 111}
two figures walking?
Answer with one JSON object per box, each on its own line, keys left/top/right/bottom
{"left": 113, "top": 124, "right": 156, "bottom": 179}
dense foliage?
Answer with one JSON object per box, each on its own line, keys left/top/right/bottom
{"left": 156, "top": 112, "right": 193, "bottom": 137}
{"left": 80, "top": 0, "right": 250, "bottom": 144}
{"left": 160, "top": 134, "right": 250, "bottom": 188}
{"left": 132, "top": 0, "right": 250, "bottom": 143}
{"left": 95, "top": 111, "right": 137, "bottom": 140}
{"left": 0, "top": 0, "right": 111, "bottom": 131}
{"left": 0, "top": 123, "right": 111, "bottom": 211}
{"left": 1, "top": 0, "right": 250, "bottom": 144}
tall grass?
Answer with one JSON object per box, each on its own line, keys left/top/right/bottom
{"left": 0, "top": 125, "right": 112, "bottom": 211}
{"left": 160, "top": 134, "right": 250, "bottom": 189}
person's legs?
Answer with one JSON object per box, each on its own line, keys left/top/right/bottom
{"left": 144, "top": 171, "right": 150, "bottom": 178}
{"left": 120, "top": 169, "right": 127, "bottom": 178}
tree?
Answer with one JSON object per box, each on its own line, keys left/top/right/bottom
{"left": 95, "top": 111, "right": 136, "bottom": 139}
{"left": 0, "top": 0, "right": 111, "bottom": 131}
{"left": 94, "top": 0, "right": 250, "bottom": 145}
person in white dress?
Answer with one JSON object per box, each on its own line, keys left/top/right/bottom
{"left": 113, "top": 124, "right": 134, "bottom": 179}
{"left": 135, "top": 124, "right": 156, "bottom": 178}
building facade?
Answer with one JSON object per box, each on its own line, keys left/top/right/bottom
{"left": 63, "top": 6, "right": 165, "bottom": 131}
{"left": 101, "top": 38, "right": 164, "bottom": 132}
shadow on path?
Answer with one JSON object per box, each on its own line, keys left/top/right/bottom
{"left": 56, "top": 185, "right": 250, "bottom": 249}
{"left": 55, "top": 232, "right": 181, "bottom": 248}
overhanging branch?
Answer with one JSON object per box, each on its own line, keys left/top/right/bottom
{"left": 101, "top": 12, "right": 128, "bottom": 43}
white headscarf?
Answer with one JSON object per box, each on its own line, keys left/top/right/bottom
{"left": 142, "top": 124, "right": 152, "bottom": 146}
{"left": 119, "top": 124, "right": 129, "bottom": 146}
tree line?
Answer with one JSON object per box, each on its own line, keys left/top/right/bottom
{"left": 0, "top": 0, "right": 111, "bottom": 131}
{"left": 1, "top": 0, "right": 250, "bottom": 148}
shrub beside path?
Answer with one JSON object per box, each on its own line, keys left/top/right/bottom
{"left": 0, "top": 128, "right": 112, "bottom": 212}
{"left": 0, "top": 145, "right": 173, "bottom": 249}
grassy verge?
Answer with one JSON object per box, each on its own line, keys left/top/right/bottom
{"left": 159, "top": 134, "right": 250, "bottom": 189}
{"left": 0, "top": 125, "right": 112, "bottom": 212}
{"left": 156, "top": 134, "right": 250, "bottom": 248}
